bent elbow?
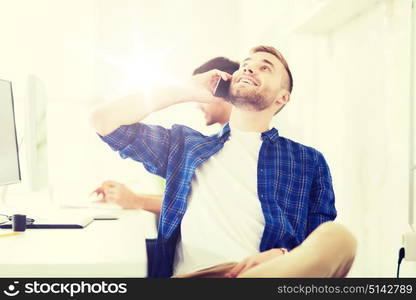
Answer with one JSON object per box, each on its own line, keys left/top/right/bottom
{"left": 90, "top": 109, "right": 110, "bottom": 136}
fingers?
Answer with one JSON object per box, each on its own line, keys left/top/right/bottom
{"left": 210, "top": 69, "right": 233, "bottom": 81}
{"left": 90, "top": 187, "right": 102, "bottom": 196}
{"left": 188, "top": 70, "right": 232, "bottom": 103}
{"left": 98, "top": 180, "right": 120, "bottom": 197}
{"left": 206, "top": 70, "right": 232, "bottom": 90}
{"left": 222, "top": 72, "right": 233, "bottom": 81}
{"left": 104, "top": 186, "right": 115, "bottom": 197}
{"left": 103, "top": 195, "right": 115, "bottom": 203}
{"left": 238, "top": 261, "right": 258, "bottom": 276}
{"left": 91, "top": 180, "right": 124, "bottom": 204}
{"left": 225, "top": 259, "right": 247, "bottom": 278}
{"left": 226, "top": 258, "right": 261, "bottom": 278}
{"left": 103, "top": 185, "right": 122, "bottom": 204}
{"left": 103, "top": 191, "right": 117, "bottom": 203}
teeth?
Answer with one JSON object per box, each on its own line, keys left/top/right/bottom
{"left": 239, "top": 78, "right": 256, "bottom": 85}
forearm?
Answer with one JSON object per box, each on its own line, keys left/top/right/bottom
{"left": 138, "top": 193, "right": 163, "bottom": 214}
{"left": 90, "top": 85, "right": 189, "bottom": 136}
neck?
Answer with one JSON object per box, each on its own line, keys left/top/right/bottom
{"left": 219, "top": 103, "right": 233, "bottom": 127}
{"left": 229, "top": 107, "right": 272, "bottom": 133}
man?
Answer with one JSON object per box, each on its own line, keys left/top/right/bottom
{"left": 92, "top": 57, "right": 240, "bottom": 214}
{"left": 91, "top": 45, "right": 356, "bottom": 278}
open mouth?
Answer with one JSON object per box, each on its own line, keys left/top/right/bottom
{"left": 237, "top": 76, "right": 259, "bottom": 86}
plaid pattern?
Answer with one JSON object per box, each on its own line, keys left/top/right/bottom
{"left": 100, "top": 122, "right": 336, "bottom": 277}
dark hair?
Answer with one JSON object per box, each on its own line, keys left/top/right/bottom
{"left": 193, "top": 57, "right": 239, "bottom": 75}
{"left": 250, "top": 45, "right": 293, "bottom": 93}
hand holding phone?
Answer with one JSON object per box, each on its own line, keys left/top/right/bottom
{"left": 213, "top": 77, "right": 231, "bottom": 98}
{"left": 188, "top": 70, "right": 232, "bottom": 103}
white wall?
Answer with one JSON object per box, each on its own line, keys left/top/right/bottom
{"left": 280, "top": 0, "right": 415, "bottom": 277}
{"left": 0, "top": 0, "right": 96, "bottom": 103}
{"left": 0, "top": 0, "right": 96, "bottom": 204}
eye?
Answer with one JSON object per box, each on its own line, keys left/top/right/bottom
{"left": 261, "top": 65, "right": 270, "bottom": 71}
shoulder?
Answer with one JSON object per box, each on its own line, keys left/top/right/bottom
{"left": 126, "top": 123, "right": 206, "bottom": 138}
{"left": 171, "top": 124, "right": 208, "bottom": 139}
{"left": 276, "top": 136, "right": 326, "bottom": 164}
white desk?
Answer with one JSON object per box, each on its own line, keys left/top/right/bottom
{"left": 0, "top": 209, "right": 152, "bottom": 277}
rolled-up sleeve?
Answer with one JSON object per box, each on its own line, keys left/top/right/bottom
{"left": 306, "top": 151, "right": 337, "bottom": 236}
{"left": 99, "top": 123, "right": 171, "bottom": 178}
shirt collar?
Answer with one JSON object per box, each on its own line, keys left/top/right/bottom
{"left": 216, "top": 122, "right": 279, "bottom": 143}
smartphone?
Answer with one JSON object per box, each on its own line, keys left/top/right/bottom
{"left": 213, "top": 77, "right": 231, "bottom": 98}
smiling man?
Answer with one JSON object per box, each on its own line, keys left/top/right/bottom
{"left": 91, "top": 45, "right": 357, "bottom": 278}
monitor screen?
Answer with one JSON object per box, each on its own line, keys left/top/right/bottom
{"left": 0, "top": 79, "right": 21, "bottom": 185}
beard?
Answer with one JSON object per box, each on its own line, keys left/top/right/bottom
{"left": 227, "top": 84, "right": 272, "bottom": 111}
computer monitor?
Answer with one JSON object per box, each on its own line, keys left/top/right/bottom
{"left": 25, "top": 75, "right": 49, "bottom": 191}
{"left": 0, "top": 79, "right": 21, "bottom": 186}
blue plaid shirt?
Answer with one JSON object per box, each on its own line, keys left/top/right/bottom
{"left": 100, "top": 122, "right": 336, "bottom": 277}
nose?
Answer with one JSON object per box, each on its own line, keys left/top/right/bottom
{"left": 243, "top": 65, "right": 254, "bottom": 75}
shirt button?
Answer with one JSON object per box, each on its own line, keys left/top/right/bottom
{"left": 260, "top": 169, "right": 264, "bottom": 173}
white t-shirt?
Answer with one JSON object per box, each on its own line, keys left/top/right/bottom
{"left": 173, "top": 126, "right": 266, "bottom": 275}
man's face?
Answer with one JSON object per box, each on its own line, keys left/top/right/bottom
{"left": 197, "top": 102, "right": 231, "bottom": 126}
{"left": 228, "top": 51, "right": 286, "bottom": 111}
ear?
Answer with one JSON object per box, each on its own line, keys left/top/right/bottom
{"left": 274, "top": 89, "right": 290, "bottom": 106}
